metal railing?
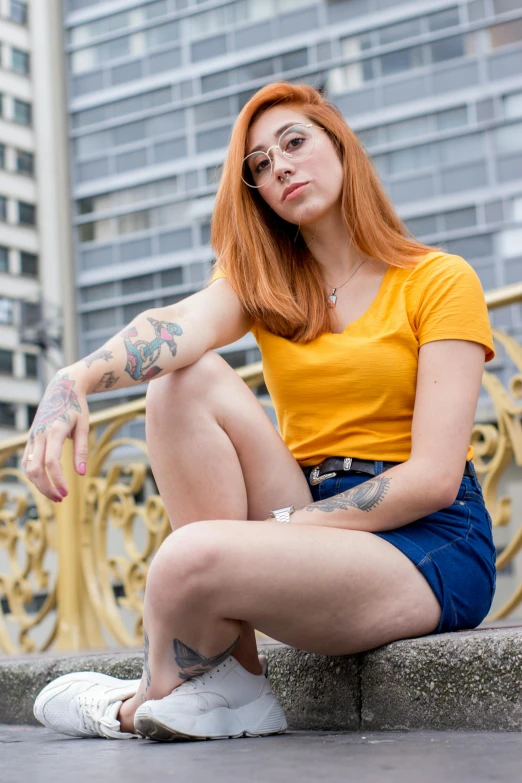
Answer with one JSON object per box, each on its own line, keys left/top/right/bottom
{"left": 0, "top": 283, "right": 521, "bottom": 654}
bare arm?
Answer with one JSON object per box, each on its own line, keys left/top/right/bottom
{"left": 71, "top": 278, "right": 253, "bottom": 394}
{"left": 22, "top": 279, "right": 252, "bottom": 502}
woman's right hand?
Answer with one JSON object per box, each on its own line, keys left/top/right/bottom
{"left": 22, "top": 370, "right": 91, "bottom": 503}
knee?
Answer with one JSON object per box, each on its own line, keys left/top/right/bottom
{"left": 146, "top": 350, "right": 230, "bottom": 414}
{"left": 145, "top": 523, "right": 220, "bottom": 606}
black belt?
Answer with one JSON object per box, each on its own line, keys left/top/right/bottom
{"left": 301, "top": 456, "right": 473, "bottom": 486}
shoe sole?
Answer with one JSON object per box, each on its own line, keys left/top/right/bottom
{"left": 34, "top": 672, "right": 141, "bottom": 736}
{"left": 134, "top": 693, "right": 287, "bottom": 742}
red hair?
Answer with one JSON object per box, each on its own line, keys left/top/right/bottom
{"left": 207, "top": 81, "right": 438, "bottom": 342}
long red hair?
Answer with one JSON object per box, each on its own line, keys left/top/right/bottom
{"left": 207, "top": 81, "right": 438, "bottom": 342}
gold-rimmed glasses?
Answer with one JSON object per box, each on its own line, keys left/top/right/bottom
{"left": 241, "top": 123, "right": 323, "bottom": 189}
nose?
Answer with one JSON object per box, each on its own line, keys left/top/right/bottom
{"left": 271, "top": 146, "right": 296, "bottom": 181}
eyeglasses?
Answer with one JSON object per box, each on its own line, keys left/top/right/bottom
{"left": 241, "top": 123, "right": 323, "bottom": 189}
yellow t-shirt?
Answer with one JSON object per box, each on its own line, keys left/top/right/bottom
{"left": 209, "top": 251, "right": 495, "bottom": 465}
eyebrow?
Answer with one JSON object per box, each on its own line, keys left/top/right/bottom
{"left": 247, "top": 122, "right": 298, "bottom": 156}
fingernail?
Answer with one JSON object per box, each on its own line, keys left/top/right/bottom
{"left": 79, "top": 463, "right": 86, "bottom": 475}
{"left": 59, "top": 488, "right": 67, "bottom": 498}
{"left": 53, "top": 496, "right": 62, "bottom": 503}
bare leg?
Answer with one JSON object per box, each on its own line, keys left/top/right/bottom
{"left": 125, "top": 351, "right": 310, "bottom": 692}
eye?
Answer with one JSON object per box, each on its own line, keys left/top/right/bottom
{"left": 284, "top": 136, "right": 305, "bottom": 154}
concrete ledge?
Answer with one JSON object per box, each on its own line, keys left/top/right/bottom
{"left": 1, "top": 627, "right": 521, "bottom": 731}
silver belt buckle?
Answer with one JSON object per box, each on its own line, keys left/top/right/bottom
{"left": 309, "top": 462, "right": 337, "bottom": 486}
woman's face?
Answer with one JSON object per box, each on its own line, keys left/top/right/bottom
{"left": 245, "top": 106, "right": 344, "bottom": 227}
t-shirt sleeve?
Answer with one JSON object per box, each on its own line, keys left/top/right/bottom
{"left": 415, "top": 254, "right": 495, "bottom": 362}
{"left": 208, "top": 266, "right": 228, "bottom": 285}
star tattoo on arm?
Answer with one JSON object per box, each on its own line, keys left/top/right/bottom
{"left": 303, "top": 476, "right": 392, "bottom": 514}
{"left": 83, "top": 349, "right": 113, "bottom": 368}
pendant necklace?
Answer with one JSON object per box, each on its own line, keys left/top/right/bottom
{"left": 326, "top": 259, "right": 366, "bottom": 308}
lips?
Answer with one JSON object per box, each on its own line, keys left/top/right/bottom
{"left": 282, "top": 182, "right": 308, "bottom": 201}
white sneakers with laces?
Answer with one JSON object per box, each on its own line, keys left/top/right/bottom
{"left": 33, "top": 672, "right": 142, "bottom": 739}
{"left": 33, "top": 655, "right": 287, "bottom": 742}
{"left": 134, "top": 654, "right": 287, "bottom": 742}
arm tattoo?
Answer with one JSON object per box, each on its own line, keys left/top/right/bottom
{"left": 173, "top": 634, "right": 240, "bottom": 681}
{"left": 303, "top": 476, "right": 392, "bottom": 514}
{"left": 83, "top": 348, "right": 113, "bottom": 368}
{"left": 92, "top": 371, "right": 120, "bottom": 392}
{"left": 123, "top": 317, "right": 183, "bottom": 382}
{"left": 143, "top": 629, "right": 151, "bottom": 689}
{"left": 29, "top": 373, "right": 81, "bottom": 447}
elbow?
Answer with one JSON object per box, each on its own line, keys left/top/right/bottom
{"left": 432, "top": 476, "right": 464, "bottom": 510}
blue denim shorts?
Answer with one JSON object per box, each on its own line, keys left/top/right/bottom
{"left": 301, "top": 460, "right": 496, "bottom": 634}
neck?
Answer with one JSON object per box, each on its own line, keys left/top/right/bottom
{"left": 298, "top": 210, "right": 366, "bottom": 285}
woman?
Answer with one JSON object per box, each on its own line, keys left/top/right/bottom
{"left": 29, "top": 82, "right": 495, "bottom": 742}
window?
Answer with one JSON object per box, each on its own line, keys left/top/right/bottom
{"left": 0, "top": 402, "right": 16, "bottom": 428}
{"left": 20, "top": 252, "right": 38, "bottom": 277}
{"left": 13, "top": 99, "right": 32, "bottom": 125}
{"left": 80, "top": 281, "right": 117, "bottom": 303}
{"left": 122, "top": 274, "right": 154, "bottom": 295}
{"left": 16, "top": 150, "right": 34, "bottom": 175}
{"left": 0, "top": 298, "right": 14, "bottom": 325}
{"left": 0, "top": 93, "right": 3, "bottom": 117}
{"left": 504, "top": 91, "right": 522, "bottom": 119}
{"left": 0, "top": 349, "right": 14, "bottom": 374}
{"left": 18, "top": 201, "right": 36, "bottom": 225}
{"left": 495, "top": 122, "right": 522, "bottom": 154}
{"left": 9, "top": 0, "right": 27, "bottom": 24}
{"left": 12, "top": 48, "right": 30, "bottom": 74}
{"left": 0, "top": 144, "right": 5, "bottom": 169}
{"left": 0, "top": 196, "right": 6, "bottom": 222}
{"left": 381, "top": 46, "right": 424, "bottom": 77}
{"left": 488, "top": 19, "right": 522, "bottom": 50}
{"left": 27, "top": 404, "right": 38, "bottom": 426}
{"left": 430, "top": 34, "right": 465, "bottom": 63}
{"left": 500, "top": 227, "right": 522, "bottom": 258}
{"left": 0, "top": 247, "right": 7, "bottom": 273}
{"left": 24, "top": 354, "right": 38, "bottom": 378}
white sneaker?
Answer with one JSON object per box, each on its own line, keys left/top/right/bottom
{"left": 33, "top": 672, "right": 142, "bottom": 739}
{"left": 134, "top": 654, "right": 287, "bottom": 741}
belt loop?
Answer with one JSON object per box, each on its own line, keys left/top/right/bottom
{"left": 374, "top": 460, "right": 384, "bottom": 476}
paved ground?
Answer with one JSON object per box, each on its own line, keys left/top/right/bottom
{"left": 1, "top": 725, "right": 521, "bottom": 782}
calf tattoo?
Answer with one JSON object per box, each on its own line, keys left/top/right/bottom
{"left": 92, "top": 371, "right": 119, "bottom": 392}
{"left": 304, "top": 476, "right": 392, "bottom": 514}
{"left": 173, "top": 635, "right": 241, "bottom": 681}
{"left": 123, "top": 317, "right": 183, "bottom": 382}
{"left": 29, "top": 373, "right": 81, "bottom": 447}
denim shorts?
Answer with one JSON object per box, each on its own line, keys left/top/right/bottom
{"left": 301, "top": 460, "right": 497, "bottom": 634}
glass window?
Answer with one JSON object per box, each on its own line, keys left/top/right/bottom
{"left": 504, "top": 92, "right": 522, "bottom": 119}
{"left": 388, "top": 144, "right": 434, "bottom": 175}
{"left": 148, "top": 110, "right": 185, "bottom": 136}
{"left": 405, "top": 214, "right": 438, "bottom": 237}
{"left": 16, "top": 150, "right": 34, "bottom": 175}
{"left": 114, "top": 147, "right": 147, "bottom": 173}
{"left": 0, "top": 247, "right": 7, "bottom": 273}
{"left": 206, "top": 164, "right": 223, "bottom": 185}
{"left": 438, "top": 133, "right": 484, "bottom": 165}
{"left": 436, "top": 106, "right": 468, "bottom": 130}
{"left": 380, "top": 46, "right": 424, "bottom": 77}
{"left": 428, "top": 7, "right": 460, "bottom": 32}
{"left": 500, "top": 227, "right": 522, "bottom": 257}
{"left": 328, "top": 60, "right": 374, "bottom": 92}
{"left": 12, "top": 48, "right": 30, "bottom": 74}
{"left": 379, "top": 18, "right": 421, "bottom": 47}
{"left": 161, "top": 267, "right": 183, "bottom": 287}
{"left": 123, "top": 300, "right": 156, "bottom": 322}
{"left": 281, "top": 49, "right": 308, "bottom": 71}
{"left": 0, "top": 349, "right": 14, "bottom": 374}
{"left": 122, "top": 274, "right": 154, "bottom": 295}
{"left": 24, "top": 353, "right": 38, "bottom": 377}
{"left": 488, "top": 19, "right": 522, "bottom": 50}
{"left": 80, "top": 282, "right": 117, "bottom": 303}
{"left": 444, "top": 207, "right": 477, "bottom": 231}
{"left": 18, "top": 201, "right": 36, "bottom": 225}
{"left": 9, "top": 1, "right": 27, "bottom": 24}
{"left": 83, "top": 308, "right": 119, "bottom": 332}
{"left": 13, "top": 99, "right": 31, "bottom": 125}
{"left": 0, "top": 196, "right": 7, "bottom": 222}
{"left": 196, "top": 125, "right": 232, "bottom": 153}
{"left": 494, "top": 0, "right": 522, "bottom": 13}
{"left": 194, "top": 98, "right": 231, "bottom": 125}
{"left": 0, "top": 93, "right": 3, "bottom": 117}
{"left": 430, "top": 35, "right": 465, "bottom": 63}
{"left": 386, "top": 115, "right": 432, "bottom": 143}
{"left": 0, "top": 402, "right": 16, "bottom": 427}
{"left": 20, "top": 252, "right": 38, "bottom": 276}
{"left": 201, "top": 70, "right": 229, "bottom": 93}
{"left": 27, "top": 404, "right": 38, "bottom": 426}
{"left": 495, "top": 122, "right": 522, "bottom": 154}
{"left": 0, "top": 298, "right": 14, "bottom": 324}
{"left": 0, "top": 144, "right": 5, "bottom": 169}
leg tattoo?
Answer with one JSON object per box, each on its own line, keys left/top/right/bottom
{"left": 173, "top": 634, "right": 241, "bottom": 681}
{"left": 143, "top": 629, "right": 152, "bottom": 690}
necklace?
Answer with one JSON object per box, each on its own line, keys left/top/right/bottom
{"left": 325, "top": 259, "right": 366, "bottom": 308}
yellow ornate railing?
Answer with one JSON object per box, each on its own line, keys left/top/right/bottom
{"left": 0, "top": 283, "right": 521, "bottom": 653}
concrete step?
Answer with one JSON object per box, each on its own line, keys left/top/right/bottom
{"left": 1, "top": 625, "right": 521, "bottom": 731}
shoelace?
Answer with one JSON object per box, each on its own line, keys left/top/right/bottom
{"left": 77, "top": 693, "right": 121, "bottom": 739}
{"left": 174, "top": 658, "right": 233, "bottom": 693}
